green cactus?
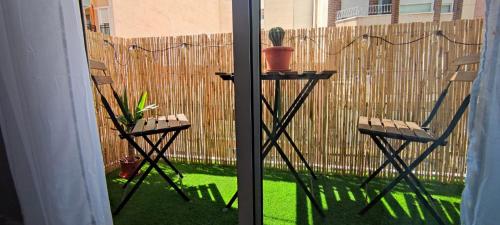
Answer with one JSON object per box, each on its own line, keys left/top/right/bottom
{"left": 269, "top": 27, "right": 285, "bottom": 47}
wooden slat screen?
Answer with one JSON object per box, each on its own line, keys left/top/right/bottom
{"left": 87, "top": 19, "right": 482, "bottom": 182}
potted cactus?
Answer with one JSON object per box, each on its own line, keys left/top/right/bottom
{"left": 263, "top": 27, "right": 294, "bottom": 72}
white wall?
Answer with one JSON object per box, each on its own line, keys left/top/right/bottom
{"left": 314, "top": 0, "right": 329, "bottom": 27}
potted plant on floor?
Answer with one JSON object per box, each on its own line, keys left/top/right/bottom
{"left": 116, "top": 89, "right": 157, "bottom": 179}
{"left": 263, "top": 27, "right": 294, "bottom": 72}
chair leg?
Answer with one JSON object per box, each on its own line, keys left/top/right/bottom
{"left": 140, "top": 131, "right": 190, "bottom": 201}
{"left": 114, "top": 131, "right": 190, "bottom": 215}
{"left": 359, "top": 140, "right": 411, "bottom": 188}
{"left": 113, "top": 156, "right": 157, "bottom": 215}
{"left": 379, "top": 138, "right": 435, "bottom": 202}
{"left": 161, "top": 156, "right": 184, "bottom": 178}
{"left": 143, "top": 136, "right": 184, "bottom": 178}
{"left": 360, "top": 136, "right": 445, "bottom": 225}
{"left": 122, "top": 132, "right": 168, "bottom": 189}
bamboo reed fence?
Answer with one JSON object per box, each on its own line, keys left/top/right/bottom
{"left": 87, "top": 19, "right": 483, "bottom": 182}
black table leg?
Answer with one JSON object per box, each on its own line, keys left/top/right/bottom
{"left": 262, "top": 123, "right": 325, "bottom": 217}
{"left": 262, "top": 96, "right": 317, "bottom": 179}
{"left": 223, "top": 191, "right": 239, "bottom": 211}
{"left": 224, "top": 78, "right": 321, "bottom": 211}
{"left": 262, "top": 79, "right": 319, "bottom": 157}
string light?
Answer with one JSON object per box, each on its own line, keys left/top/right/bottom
{"left": 103, "top": 30, "right": 481, "bottom": 67}
{"left": 435, "top": 30, "right": 481, "bottom": 46}
{"left": 361, "top": 34, "right": 369, "bottom": 48}
{"left": 103, "top": 39, "right": 130, "bottom": 66}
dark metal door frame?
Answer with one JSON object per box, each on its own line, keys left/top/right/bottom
{"left": 232, "top": 0, "right": 263, "bottom": 224}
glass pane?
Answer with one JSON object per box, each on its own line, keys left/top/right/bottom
{"left": 441, "top": 4, "right": 453, "bottom": 13}
{"left": 400, "top": 3, "right": 433, "bottom": 13}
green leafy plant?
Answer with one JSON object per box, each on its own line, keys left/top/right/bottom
{"left": 269, "top": 27, "right": 286, "bottom": 46}
{"left": 115, "top": 88, "right": 157, "bottom": 160}
{"left": 115, "top": 89, "right": 157, "bottom": 131}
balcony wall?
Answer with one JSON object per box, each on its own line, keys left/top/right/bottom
{"left": 336, "top": 12, "right": 454, "bottom": 27}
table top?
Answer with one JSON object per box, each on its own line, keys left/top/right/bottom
{"left": 215, "top": 70, "right": 336, "bottom": 81}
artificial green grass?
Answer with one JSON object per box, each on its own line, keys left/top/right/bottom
{"left": 107, "top": 163, "right": 463, "bottom": 225}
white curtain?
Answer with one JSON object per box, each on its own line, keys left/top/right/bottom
{"left": 461, "top": 0, "right": 500, "bottom": 224}
{"left": 0, "top": 0, "right": 112, "bottom": 225}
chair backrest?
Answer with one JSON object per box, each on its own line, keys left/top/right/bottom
{"left": 448, "top": 53, "right": 480, "bottom": 82}
{"left": 436, "top": 94, "right": 470, "bottom": 142}
{"left": 88, "top": 60, "right": 128, "bottom": 136}
{"left": 452, "top": 54, "right": 480, "bottom": 68}
{"left": 89, "top": 59, "right": 113, "bottom": 86}
{"left": 421, "top": 54, "right": 479, "bottom": 127}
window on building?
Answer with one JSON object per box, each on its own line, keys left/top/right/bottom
{"left": 100, "top": 23, "right": 110, "bottom": 35}
{"left": 441, "top": 3, "right": 453, "bottom": 13}
{"left": 400, "top": 3, "right": 432, "bottom": 13}
{"left": 97, "top": 7, "right": 111, "bottom": 35}
{"left": 378, "top": 0, "right": 391, "bottom": 5}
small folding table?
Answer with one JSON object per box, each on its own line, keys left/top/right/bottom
{"left": 215, "top": 70, "right": 336, "bottom": 217}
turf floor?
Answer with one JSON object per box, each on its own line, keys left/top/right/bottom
{"left": 107, "top": 163, "right": 463, "bottom": 225}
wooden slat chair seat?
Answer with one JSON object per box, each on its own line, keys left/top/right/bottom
{"left": 129, "top": 114, "right": 190, "bottom": 136}
{"left": 358, "top": 117, "right": 437, "bottom": 143}
{"left": 357, "top": 54, "right": 480, "bottom": 225}
{"left": 88, "top": 59, "right": 190, "bottom": 215}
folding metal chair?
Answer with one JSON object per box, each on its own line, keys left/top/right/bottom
{"left": 356, "top": 54, "right": 480, "bottom": 225}
{"left": 89, "top": 60, "right": 191, "bottom": 215}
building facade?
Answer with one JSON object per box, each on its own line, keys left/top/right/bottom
{"left": 83, "top": 0, "right": 328, "bottom": 38}
{"left": 332, "top": 0, "right": 482, "bottom": 27}
{"left": 83, "top": 0, "right": 483, "bottom": 38}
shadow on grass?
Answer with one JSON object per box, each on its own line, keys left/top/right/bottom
{"left": 107, "top": 164, "right": 237, "bottom": 225}
{"left": 107, "top": 162, "right": 462, "bottom": 225}
{"left": 292, "top": 174, "right": 462, "bottom": 225}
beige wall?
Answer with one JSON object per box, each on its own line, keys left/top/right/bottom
{"left": 462, "top": 0, "right": 478, "bottom": 19}
{"left": 102, "top": 0, "right": 323, "bottom": 37}
{"left": 263, "top": 0, "right": 316, "bottom": 29}
{"left": 109, "top": 0, "right": 232, "bottom": 38}
{"left": 93, "top": 0, "right": 109, "bottom": 7}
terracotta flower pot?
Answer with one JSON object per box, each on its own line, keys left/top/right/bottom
{"left": 119, "top": 156, "right": 141, "bottom": 179}
{"left": 263, "top": 46, "right": 294, "bottom": 72}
